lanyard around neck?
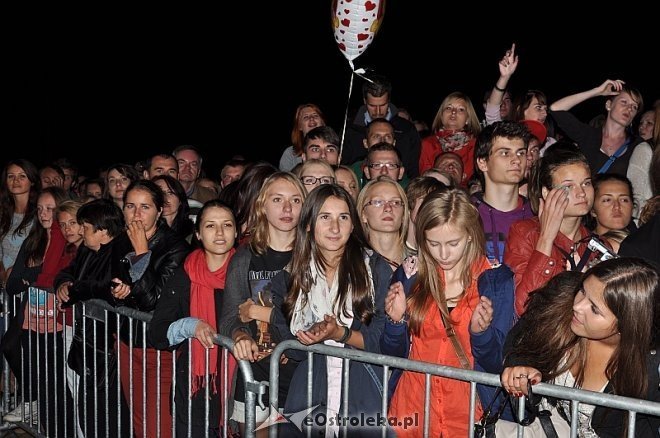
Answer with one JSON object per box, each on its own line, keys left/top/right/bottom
{"left": 554, "top": 235, "right": 593, "bottom": 272}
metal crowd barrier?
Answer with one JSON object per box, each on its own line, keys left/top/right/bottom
{"left": 0, "top": 290, "right": 261, "bottom": 438}
{"left": 268, "top": 340, "right": 660, "bottom": 438}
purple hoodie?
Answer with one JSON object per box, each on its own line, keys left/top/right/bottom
{"left": 471, "top": 193, "right": 534, "bottom": 264}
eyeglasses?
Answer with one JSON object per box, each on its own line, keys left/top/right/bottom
{"left": 364, "top": 199, "right": 405, "bottom": 209}
{"left": 367, "top": 163, "right": 401, "bottom": 170}
{"left": 300, "top": 176, "right": 334, "bottom": 185}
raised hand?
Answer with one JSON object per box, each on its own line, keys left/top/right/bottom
{"left": 498, "top": 43, "right": 519, "bottom": 78}
{"left": 385, "top": 281, "right": 407, "bottom": 322}
{"left": 469, "top": 296, "right": 493, "bottom": 334}
{"left": 536, "top": 187, "right": 569, "bottom": 255}
{"left": 594, "top": 79, "right": 625, "bottom": 97}
{"left": 127, "top": 220, "right": 149, "bottom": 255}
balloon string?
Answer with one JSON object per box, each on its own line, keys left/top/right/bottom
{"left": 338, "top": 66, "right": 356, "bottom": 165}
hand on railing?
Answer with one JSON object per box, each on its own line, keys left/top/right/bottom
{"left": 232, "top": 332, "right": 259, "bottom": 362}
{"left": 502, "top": 366, "right": 542, "bottom": 397}
{"left": 56, "top": 281, "right": 73, "bottom": 310}
{"left": 194, "top": 320, "right": 217, "bottom": 349}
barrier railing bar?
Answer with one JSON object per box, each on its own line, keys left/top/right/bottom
{"left": 380, "top": 364, "right": 388, "bottom": 438}
{"left": 270, "top": 340, "right": 660, "bottom": 417}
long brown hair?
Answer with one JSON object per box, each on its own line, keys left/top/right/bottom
{"left": 23, "top": 187, "right": 71, "bottom": 267}
{"left": 249, "top": 172, "right": 306, "bottom": 255}
{"left": 508, "top": 258, "right": 659, "bottom": 399}
{"left": 283, "top": 184, "right": 373, "bottom": 324}
{"left": 407, "top": 189, "right": 486, "bottom": 335}
{"left": 597, "top": 258, "right": 658, "bottom": 398}
{"left": 0, "top": 159, "right": 40, "bottom": 240}
{"left": 505, "top": 271, "right": 583, "bottom": 379}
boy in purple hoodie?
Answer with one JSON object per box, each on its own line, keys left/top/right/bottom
{"left": 472, "top": 121, "right": 535, "bottom": 264}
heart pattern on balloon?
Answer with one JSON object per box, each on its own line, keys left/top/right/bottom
{"left": 331, "top": 0, "right": 385, "bottom": 62}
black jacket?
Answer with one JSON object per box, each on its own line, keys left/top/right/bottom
{"left": 54, "top": 236, "right": 127, "bottom": 359}
{"left": 340, "top": 104, "right": 422, "bottom": 178}
{"left": 147, "top": 266, "right": 224, "bottom": 426}
{"left": 116, "top": 222, "right": 190, "bottom": 312}
{"left": 114, "top": 222, "right": 190, "bottom": 347}
{"left": 619, "top": 212, "right": 660, "bottom": 270}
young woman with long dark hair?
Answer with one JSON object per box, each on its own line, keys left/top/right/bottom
{"left": 270, "top": 184, "right": 392, "bottom": 437}
{"left": 502, "top": 258, "right": 659, "bottom": 436}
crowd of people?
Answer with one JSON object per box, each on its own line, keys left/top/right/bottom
{"left": 0, "top": 47, "right": 659, "bottom": 437}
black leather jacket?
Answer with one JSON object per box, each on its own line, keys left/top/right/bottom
{"left": 116, "top": 222, "right": 190, "bottom": 347}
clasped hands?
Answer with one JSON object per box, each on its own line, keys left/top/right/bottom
{"left": 295, "top": 314, "right": 343, "bottom": 345}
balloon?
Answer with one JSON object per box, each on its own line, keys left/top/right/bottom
{"left": 332, "top": 0, "right": 385, "bottom": 64}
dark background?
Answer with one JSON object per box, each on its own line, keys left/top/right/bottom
{"left": 6, "top": 3, "right": 657, "bottom": 179}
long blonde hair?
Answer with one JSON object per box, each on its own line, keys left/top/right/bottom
{"left": 407, "top": 189, "right": 486, "bottom": 335}
{"left": 430, "top": 92, "right": 481, "bottom": 136}
{"left": 249, "top": 172, "right": 306, "bottom": 255}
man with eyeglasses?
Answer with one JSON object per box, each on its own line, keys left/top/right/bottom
{"left": 349, "top": 120, "right": 410, "bottom": 189}
{"left": 472, "top": 121, "right": 534, "bottom": 264}
{"left": 362, "top": 143, "right": 406, "bottom": 187}
{"left": 340, "top": 75, "right": 421, "bottom": 178}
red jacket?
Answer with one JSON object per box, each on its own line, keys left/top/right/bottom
{"left": 389, "top": 257, "right": 490, "bottom": 437}
{"left": 504, "top": 217, "right": 594, "bottom": 315}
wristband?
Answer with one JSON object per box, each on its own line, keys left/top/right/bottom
{"left": 337, "top": 326, "right": 351, "bottom": 343}
{"left": 494, "top": 84, "right": 506, "bottom": 93}
{"left": 387, "top": 313, "right": 409, "bottom": 325}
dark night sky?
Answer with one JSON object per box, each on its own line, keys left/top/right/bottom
{"left": 7, "top": 3, "right": 657, "bottom": 179}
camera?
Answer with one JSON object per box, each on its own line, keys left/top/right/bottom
{"left": 587, "top": 237, "right": 618, "bottom": 262}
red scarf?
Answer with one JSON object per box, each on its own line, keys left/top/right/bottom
{"left": 435, "top": 129, "right": 472, "bottom": 153}
{"left": 184, "top": 247, "right": 235, "bottom": 395}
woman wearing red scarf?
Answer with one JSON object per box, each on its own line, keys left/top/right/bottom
{"left": 148, "top": 200, "right": 237, "bottom": 437}
{"left": 418, "top": 92, "right": 482, "bottom": 183}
